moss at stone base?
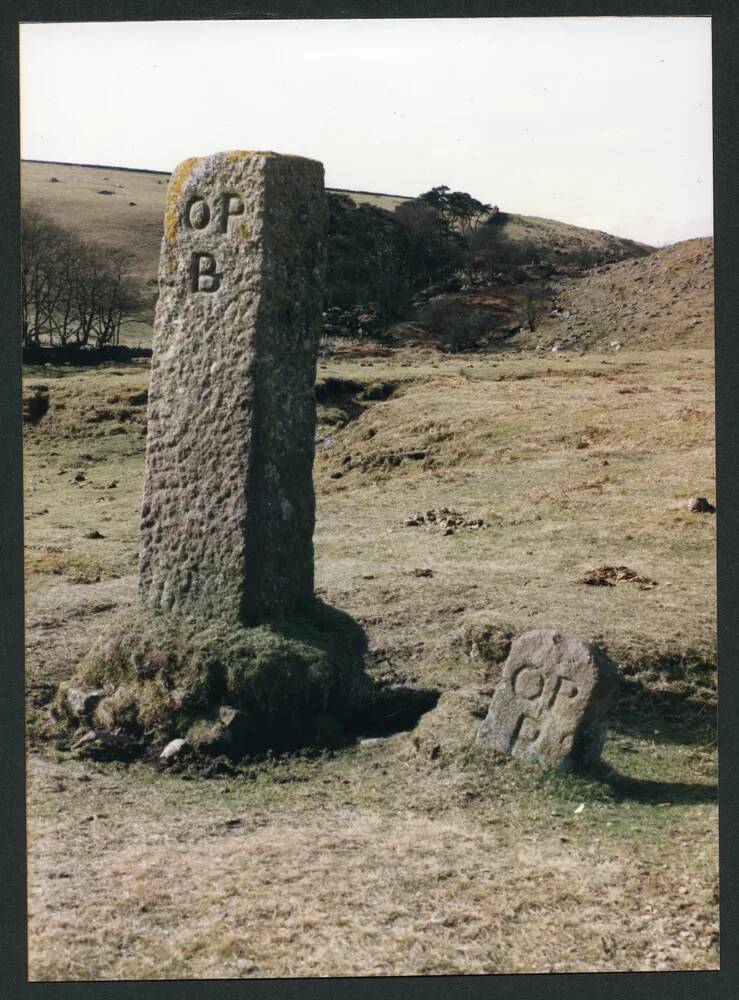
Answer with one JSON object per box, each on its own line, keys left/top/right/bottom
{"left": 66, "top": 600, "right": 369, "bottom": 753}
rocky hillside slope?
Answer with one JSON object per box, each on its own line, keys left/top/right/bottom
{"left": 523, "top": 238, "right": 714, "bottom": 352}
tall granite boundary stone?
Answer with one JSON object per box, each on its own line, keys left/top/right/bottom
{"left": 64, "top": 152, "right": 371, "bottom": 754}
{"left": 139, "top": 150, "right": 327, "bottom": 623}
{"left": 476, "top": 629, "right": 619, "bottom": 771}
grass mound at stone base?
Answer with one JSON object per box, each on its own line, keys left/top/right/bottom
{"left": 57, "top": 600, "right": 370, "bottom": 755}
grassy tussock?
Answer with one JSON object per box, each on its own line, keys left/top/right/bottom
{"left": 67, "top": 602, "right": 369, "bottom": 750}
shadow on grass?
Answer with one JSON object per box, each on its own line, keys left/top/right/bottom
{"left": 587, "top": 760, "right": 717, "bottom": 806}
{"left": 613, "top": 679, "right": 716, "bottom": 748}
{"left": 353, "top": 684, "right": 440, "bottom": 739}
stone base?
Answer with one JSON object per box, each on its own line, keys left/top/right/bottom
{"left": 56, "top": 600, "right": 369, "bottom": 755}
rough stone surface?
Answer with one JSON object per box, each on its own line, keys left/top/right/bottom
{"left": 160, "top": 738, "right": 189, "bottom": 760}
{"left": 219, "top": 705, "right": 252, "bottom": 731}
{"left": 476, "top": 629, "right": 619, "bottom": 770}
{"left": 139, "top": 151, "right": 327, "bottom": 622}
{"left": 57, "top": 685, "right": 104, "bottom": 720}
{"left": 71, "top": 729, "right": 135, "bottom": 752}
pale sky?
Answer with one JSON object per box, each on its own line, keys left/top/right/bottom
{"left": 20, "top": 17, "right": 712, "bottom": 247}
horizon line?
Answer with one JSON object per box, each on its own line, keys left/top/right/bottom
{"left": 20, "top": 158, "right": 413, "bottom": 202}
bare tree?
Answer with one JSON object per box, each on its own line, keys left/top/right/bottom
{"left": 21, "top": 205, "right": 143, "bottom": 350}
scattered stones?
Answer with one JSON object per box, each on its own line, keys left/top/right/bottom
{"left": 344, "top": 448, "right": 427, "bottom": 476}
{"left": 687, "top": 497, "right": 715, "bottom": 513}
{"left": 83, "top": 530, "right": 105, "bottom": 539}
{"left": 412, "top": 568, "right": 434, "bottom": 578}
{"left": 97, "top": 189, "right": 114, "bottom": 195}
{"left": 577, "top": 565, "right": 657, "bottom": 589}
{"left": 71, "top": 729, "right": 135, "bottom": 753}
{"left": 73, "top": 471, "right": 86, "bottom": 482}
{"left": 476, "top": 629, "right": 619, "bottom": 770}
{"left": 402, "top": 508, "right": 489, "bottom": 534}
{"left": 49, "top": 176, "right": 60, "bottom": 182}
{"left": 160, "top": 738, "right": 189, "bottom": 760}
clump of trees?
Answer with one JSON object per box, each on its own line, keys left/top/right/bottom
{"left": 325, "top": 185, "right": 516, "bottom": 339}
{"left": 21, "top": 205, "right": 142, "bottom": 349}
{"left": 325, "top": 194, "right": 413, "bottom": 328}
{"left": 21, "top": 184, "right": 561, "bottom": 354}
{"left": 416, "top": 184, "right": 493, "bottom": 235}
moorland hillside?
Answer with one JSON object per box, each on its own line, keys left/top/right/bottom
{"left": 22, "top": 159, "right": 653, "bottom": 305}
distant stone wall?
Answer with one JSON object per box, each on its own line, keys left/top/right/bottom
{"left": 22, "top": 345, "right": 152, "bottom": 366}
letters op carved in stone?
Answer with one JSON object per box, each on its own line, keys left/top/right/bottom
{"left": 476, "top": 629, "right": 619, "bottom": 770}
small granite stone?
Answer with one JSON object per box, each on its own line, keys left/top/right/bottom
{"left": 60, "top": 686, "right": 104, "bottom": 720}
{"left": 218, "top": 705, "right": 252, "bottom": 732}
{"left": 160, "top": 738, "right": 189, "bottom": 760}
{"left": 71, "top": 729, "right": 133, "bottom": 751}
{"left": 476, "top": 629, "right": 619, "bottom": 770}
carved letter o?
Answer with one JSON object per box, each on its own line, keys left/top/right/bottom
{"left": 187, "top": 198, "right": 211, "bottom": 230}
{"left": 511, "top": 665, "right": 545, "bottom": 700}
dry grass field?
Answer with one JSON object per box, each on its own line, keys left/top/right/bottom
{"left": 24, "top": 343, "right": 717, "bottom": 979}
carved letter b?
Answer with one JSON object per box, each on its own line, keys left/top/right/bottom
{"left": 189, "top": 252, "right": 221, "bottom": 293}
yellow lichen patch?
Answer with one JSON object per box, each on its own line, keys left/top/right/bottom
{"left": 224, "top": 150, "right": 275, "bottom": 160}
{"left": 163, "top": 157, "right": 200, "bottom": 270}
{"left": 223, "top": 150, "right": 308, "bottom": 162}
